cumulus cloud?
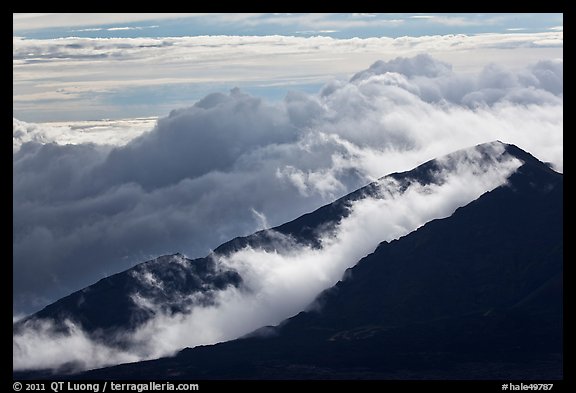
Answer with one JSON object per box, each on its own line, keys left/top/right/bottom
{"left": 350, "top": 53, "right": 453, "bottom": 81}
{"left": 13, "top": 55, "right": 563, "bottom": 318}
{"left": 348, "top": 55, "right": 563, "bottom": 107}
{"left": 96, "top": 88, "right": 297, "bottom": 190}
{"left": 13, "top": 143, "right": 522, "bottom": 371}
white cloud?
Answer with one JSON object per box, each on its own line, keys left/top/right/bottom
{"left": 71, "top": 28, "right": 103, "bottom": 32}
{"left": 106, "top": 25, "right": 159, "bottom": 31}
{"left": 13, "top": 319, "right": 140, "bottom": 372}
{"left": 295, "top": 30, "right": 339, "bottom": 34}
{"left": 13, "top": 32, "right": 562, "bottom": 121}
{"left": 13, "top": 117, "right": 156, "bottom": 153}
{"left": 352, "top": 13, "right": 377, "bottom": 18}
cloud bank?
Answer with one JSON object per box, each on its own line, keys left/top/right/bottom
{"left": 13, "top": 32, "right": 562, "bottom": 121}
{"left": 13, "top": 143, "right": 523, "bottom": 371}
{"left": 13, "top": 117, "right": 156, "bottom": 153}
{"left": 13, "top": 55, "right": 563, "bottom": 318}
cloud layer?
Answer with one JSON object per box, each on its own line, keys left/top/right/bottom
{"left": 13, "top": 117, "right": 156, "bottom": 153}
{"left": 13, "top": 55, "right": 563, "bottom": 318}
{"left": 13, "top": 32, "right": 562, "bottom": 121}
{"left": 13, "top": 142, "right": 523, "bottom": 371}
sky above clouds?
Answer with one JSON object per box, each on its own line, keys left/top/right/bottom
{"left": 13, "top": 14, "right": 563, "bottom": 366}
{"left": 13, "top": 13, "right": 563, "bottom": 39}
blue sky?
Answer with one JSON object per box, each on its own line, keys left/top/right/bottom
{"left": 14, "top": 13, "right": 563, "bottom": 39}
{"left": 13, "top": 13, "right": 563, "bottom": 122}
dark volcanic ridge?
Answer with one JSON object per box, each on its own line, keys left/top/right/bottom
{"left": 14, "top": 141, "right": 563, "bottom": 379}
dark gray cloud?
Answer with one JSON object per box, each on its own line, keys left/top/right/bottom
{"left": 97, "top": 88, "right": 297, "bottom": 190}
{"left": 13, "top": 55, "right": 563, "bottom": 316}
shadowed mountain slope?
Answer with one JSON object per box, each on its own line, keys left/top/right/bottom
{"left": 54, "top": 142, "right": 562, "bottom": 380}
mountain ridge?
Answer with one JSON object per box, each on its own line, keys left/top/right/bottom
{"left": 16, "top": 141, "right": 519, "bottom": 336}
{"left": 13, "top": 140, "right": 562, "bottom": 378}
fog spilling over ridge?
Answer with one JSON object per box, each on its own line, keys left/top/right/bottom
{"left": 13, "top": 54, "right": 562, "bottom": 319}
{"left": 14, "top": 142, "right": 523, "bottom": 372}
